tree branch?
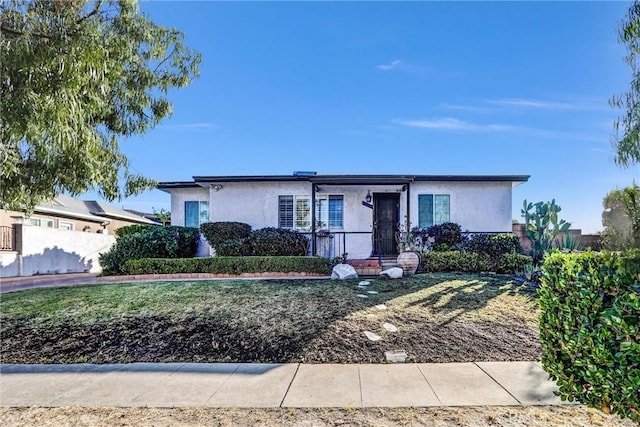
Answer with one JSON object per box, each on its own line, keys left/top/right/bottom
{"left": 153, "top": 47, "right": 177, "bottom": 73}
{"left": 77, "top": 0, "right": 103, "bottom": 24}
{"left": 1, "top": 23, "right": 51, "bottom": 39}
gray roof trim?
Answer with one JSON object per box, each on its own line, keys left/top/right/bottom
{"left": 35, "top": 206, "right": 111, "bottom": 223}
{"left": 192, "top": 175, "right": 310, "bottom": 183}
{"left": 157, "top": 182, "right": 203, "bottom": 192}
{"left": 160, "top": 174, "right": 530, "bottom": 186}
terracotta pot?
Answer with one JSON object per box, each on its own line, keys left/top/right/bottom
{"left": 397, "top": 251, "right": 419, "bottom": 275}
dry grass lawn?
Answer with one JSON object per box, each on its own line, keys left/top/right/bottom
{"left": 1, "top": 273, "right": 540, "bottom": 363}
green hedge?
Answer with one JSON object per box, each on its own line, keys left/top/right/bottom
{"left": 421, "top": 251, "right": 491, "bottom": 272}
{"left": 497, "top": 253, "right": 533, "bottom": 274}
{"left": 100, "top": 226, "right": 200, "bottom": 275}
{"left": 200, "top": 222, "right": 252, "bottom": 249}
{"left": 248, "top": 227, "right": 308, "bottom": 256}
{"left": 420, "top": 250, "right": 531, "bottom": 274}
{"left": 540, "top": 250, "right": 640, "bottom": 423}
{"left": 119, "top": 256, "right": 331, "bottom": 276}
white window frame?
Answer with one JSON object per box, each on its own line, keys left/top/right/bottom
{"left": 315, "top": 194, "right": 344, "bottom": 230}
{"left": 58, "top": 221, "right": 75, "bottom": 231}
{"left": 184, "top": 200, "right": 210, "bottom": 228}
{"left": 28, "top": 217, "right": 54, "bottom": 228}
{"left": 279, "top": 194, "right": 344, "bottom": 231}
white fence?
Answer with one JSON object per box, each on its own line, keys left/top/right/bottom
{"left": 0, "top": 225, "right": 115, "bottom": 278}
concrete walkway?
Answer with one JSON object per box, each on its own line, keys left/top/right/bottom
{"left": 0, "top": 362, "right": 565, "bottom": 408}
{"left": 0, "top": 273, "right": 98, "bottom": 293}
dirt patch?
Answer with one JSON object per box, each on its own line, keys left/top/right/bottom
{"left": 1, "top": 312, "right": 539, "bottom": 364}
{"left": 1, "top": 406, "right": 635, "bottom": 427}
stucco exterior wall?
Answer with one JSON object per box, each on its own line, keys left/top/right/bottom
{"left": 0, "top": 225, "right": 116, "bottom": 277}
{"left": 167, "top": 180, "right": 514, "bottom": 259}
{"left": 408, "top": 181, "right": 513, "bottom": 232}
{"left": 170, "top": 188, "right": 210, "bottom": 227}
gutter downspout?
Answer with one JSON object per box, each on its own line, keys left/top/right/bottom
{"left": 311, "top": 184, "right": 317, "bottom": 256}
{"left": 406, "top": 181, "right": 411, "bottom": 233}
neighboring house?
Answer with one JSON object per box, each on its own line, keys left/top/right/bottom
{"left": 0, "top": 194, "right": 159, "bottom": 236}
{"left": 0, "top": 195, "right": 159, "bottom": 277}
{"left": 159, "top": 172, "right": 529, "bottom": 259}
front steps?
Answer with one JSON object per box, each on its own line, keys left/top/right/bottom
{"left": 346, "top": 256, "right": 398, "bottom": 276}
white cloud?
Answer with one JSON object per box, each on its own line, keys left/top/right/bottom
{"left": 392, "top": 117, "right": 606, "bottom": 142}
{"left": 439, "top": 103, "right": 493, "bottom": 113}
{"left": 486, "top": 98, "right": 580, "bottom": 110}
{"left": 393, "top": 117, "right": 515, "bottom": 132}
{"left": 376, "top": 59, "right": 404, "bottom": 71}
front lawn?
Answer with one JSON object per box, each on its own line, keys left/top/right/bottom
{"left": 0, "top": 273, "right": 540, "bottom": 364}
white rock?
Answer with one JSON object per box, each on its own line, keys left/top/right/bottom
{"left": 379, "top": 267, "right": 403, "bottom": 279}
{"left": 385, "top": 350, "right": 408, "bottom": 363}
{"left": 383, "top": 322, "right": 398, "bottom": 332}
{"left": 358, "top": 280, "right": 371, "bottom": 286}
{"left": 367, "top": 290, "right": 378, "bottom": 295}
{"left": 374, "top": 304, "right": 387, "bottom": 310}
{"left": 331, "top": 264, "right": 358, "bottom": 280}
{"left": 364, "top": 331, "right": 381, "bottom": 341}
{"left": 356, "top": 294, "right": 368, "bottom": 298}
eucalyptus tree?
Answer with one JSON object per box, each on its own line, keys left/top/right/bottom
{"left": 0, "top": 0, "right": 201, "bottom": 211}
{"left": 611, "top": 0, "right": 640, "bottom": 167}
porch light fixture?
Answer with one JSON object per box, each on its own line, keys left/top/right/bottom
{"left": 365, "top": 191, "right": 372, "bottom": 203}
{"left": 211, "top": 184, "right": 223, "bottom": 191}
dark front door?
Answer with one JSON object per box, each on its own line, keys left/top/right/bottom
{"left": 373, "top": 193, "right": 399, "bottom": 256}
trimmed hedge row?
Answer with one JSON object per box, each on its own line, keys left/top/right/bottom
{"left": 540, "top": 250, "right": 640, "bottom": 423}
{"left": 420, "top": 251, "right": 532, "bottom": 274}
{"left": 100, "top": 226, "right": 200, "bottom": 275}
{"left": 120, "top": 256, "right": 332, "bottom": 276}
{"left": 421, "top": 251, "right": 491, "bottom": 272}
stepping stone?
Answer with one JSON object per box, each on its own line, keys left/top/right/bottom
{"left": 358, "top": 280, "right": 371, "bottom": 286}
{"left": 364, "top": 331, "right": 381, "bottom": 341}
{"left": 356, "top": 294, "right": 368, "bottom": 298}
{"left": 374, "top": 304, "right": 387, "bottom": 310}
{"left": 383, "top": 323, "right": 398, "bottom": 332}
{"left": 385, "top": 350, "right": 408, "bottom": 363}
{"left": 367, "top": 290, "right": 378, "bottom": 295}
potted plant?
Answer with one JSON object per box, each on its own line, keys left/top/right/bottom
{"left": 395, "top": 225, "right": 421, "bottom": 275}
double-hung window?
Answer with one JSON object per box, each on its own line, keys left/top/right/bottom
{"left": 279, "top": 195, "right": 343, "bottom": 230}
{"left": 29, "top": 217, "right": 54, "bottom": 228}
{"left": 418, "top": 194, "right": 450, "bottom": 228}
{"left": 278, "top": 195, "right": 312, "bottom": 229}
{"left": 185, "top": 201, "right": 210, "bottom": 228}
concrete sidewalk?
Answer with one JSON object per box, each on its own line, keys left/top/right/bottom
{"left": 0, "top": 362, "right": 565, "bottom": 408}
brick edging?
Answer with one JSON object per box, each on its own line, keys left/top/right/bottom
{"left": 96, "top": 272, "right": 327, "bottom": 283}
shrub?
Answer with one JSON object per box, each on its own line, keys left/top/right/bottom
{"left": 200, "top": 222, "right": 252, "bottom": 249}
{"left": 539, "top": 250, "right": 640, "bottom": 423}
{"left": 120, "top": 256, "right": 331, "bottom": 276}
{"left": 248, "top": 227, "right": 308, "bottom": 256}
{"left": 99, "top": 226, "right": 199, "bottom": 275}
{"left": 462, "top": 233, "right": 523, "bottom": 270}
{"left": 216, "top": 238, "right": 251, "bottom": 256}
{"left": 115, "top": 224, "right": 155, "bottom": 238}
{"left": 497, "top": 253, "right": 532, "bottom": 274}
{"left": 426, "top": 222, "right": 462, "bottom": 247}
{"left": 421, "top": 251, "right": 491, "bottom": 273}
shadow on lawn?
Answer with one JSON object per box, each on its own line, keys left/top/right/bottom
{"left": 404, "top": 274, "right": 537, "bottom": 326}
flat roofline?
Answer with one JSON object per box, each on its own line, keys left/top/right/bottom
{"left": 159, "top": 174, "right": 530, "bottom": 188}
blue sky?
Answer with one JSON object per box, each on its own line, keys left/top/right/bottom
{"left": 92, "top": 0, "right": 640, "bottom": 233}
